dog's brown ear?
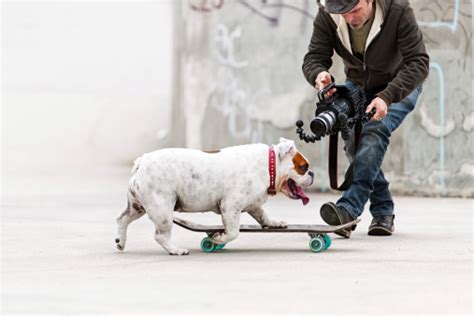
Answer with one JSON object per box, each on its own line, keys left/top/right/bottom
{"left": 276, "top": 138, "right": 296, "bottom": 159}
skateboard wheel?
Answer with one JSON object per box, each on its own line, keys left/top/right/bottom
{"left": 214, "top": 244, "right": 226, "bottom": 251}
{"left": 323, "top": 234, "right": 332, "bottom": 250}
{"left": 309, "top": 236, "right": 325, "bottom": 253}
{"left": 200, "top": 237, "right": 216, "bottom": 253}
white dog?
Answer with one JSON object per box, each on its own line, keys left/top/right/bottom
{"left": 115, "top": 138, "right": 314, "bottom": 255}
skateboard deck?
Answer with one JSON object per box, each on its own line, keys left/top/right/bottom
{"left": 173, "top": 217, "right": 360, "bottom": 253}
{"left": 173, "top": 217, "right": 360, "bottom": 234}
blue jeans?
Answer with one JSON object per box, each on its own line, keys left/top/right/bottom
{"left": 336, "top": 81, "right": 422, "bottom": 218}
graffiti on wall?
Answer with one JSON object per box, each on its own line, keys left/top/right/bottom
{"left": 190, "top": 0, "right": 313, "bottom": 28}
{"left": 416, "top": 0, "right": 472, "bottom": 195}
{"left": 181, "top": 0, "right": 473, "bottom": 196}
{"left": 209, "top": 23, "right": 271, "bottom": 141}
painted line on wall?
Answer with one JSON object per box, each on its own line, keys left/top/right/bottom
{"left": 417, "top": 0, "right": 460, "bottom": 32}
{"left": 417, "top": 0, "right": 463, "bottom": 195}
{"left": 319, "top": 137, "right": 328, "bottom": 192}
{"left": 430, "top": 63, "right": 447, "bottom": 196}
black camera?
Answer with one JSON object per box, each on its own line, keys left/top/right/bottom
{"left": 296, "top": 83, "right": 374, "bottom": 142}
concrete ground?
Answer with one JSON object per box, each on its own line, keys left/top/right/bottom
{"left": 1, "top": 167, "right": 473, "bottom": 315}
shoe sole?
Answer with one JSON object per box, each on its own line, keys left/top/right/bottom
{"left": 320, "top": 203, "right": 355, "bottom": 238}
{"left": 368, "top": 226, "right": 393, "bottom": 236}
{"left": 335, "top": 230, "right": 351, "bottom": 238}
{"left": 320, "top": 202, "right": 341, "bottom": 226}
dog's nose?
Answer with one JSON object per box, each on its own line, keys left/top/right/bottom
{"left": 308, "top": 171, "right": 314, "bottom": 185}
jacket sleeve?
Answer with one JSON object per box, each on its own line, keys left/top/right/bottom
{"left": 302, "top": 7, "right": 335, "bottom": 87}
{"left": 377, "top": 4, "right": 430, "bottom": 105}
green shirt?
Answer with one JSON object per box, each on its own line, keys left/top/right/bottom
{"left": 349, "top": 15, "right": 375, "bottom": 60}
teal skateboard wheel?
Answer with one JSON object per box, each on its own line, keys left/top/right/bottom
{"left": 323, "top": 234, "right": 332, "bottom": 250}
{"left": 200, "top": 237, "right": 216, "bottom": 253}
{"left": 214, "top": 244, "right": 225, "bottom": 251}
{"left": 309, "top": 236, "right": 325, "bottom": 253}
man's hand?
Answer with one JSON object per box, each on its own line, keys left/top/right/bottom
{"left": 315, "top": 71, "right": 336, "bottom": 97}
{"left": 366, "top": 97, "right": 388, "bottom": 121}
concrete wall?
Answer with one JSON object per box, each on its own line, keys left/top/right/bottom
{"left": 2, "top": 1, "right": 174, "bottom": 179}
{"left": 172, "top": 0, "right": 473, "bottom": 197}
{"left": 2, "top": 1, "right": 471, "bottom": 198}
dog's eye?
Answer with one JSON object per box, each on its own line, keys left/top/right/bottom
{"left": 300, "top": 164, "right": 309, "bottom": 172}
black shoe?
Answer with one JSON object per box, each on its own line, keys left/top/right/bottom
{"left": 320, "top": 202, "right": 357, "bottom": 238}
{"left": 368, "top": 215, "right": 395, "bottom": 236}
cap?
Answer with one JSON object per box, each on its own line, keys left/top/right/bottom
{"left": 324, "top": 0, "right": 359, "bottom": 14}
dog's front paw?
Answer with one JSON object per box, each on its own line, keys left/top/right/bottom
{"left": 168, "top": 248, "right": 190, "bottom": 256}
{"left": 264, "top": 220, "right": 288, "bottom": 229}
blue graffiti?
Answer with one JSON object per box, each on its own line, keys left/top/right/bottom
{"left": 417, "top": 0, "right": 464, "bottom": 195}
{"left": 319, "top": 137, "right": 328, "bottom": 192}
{"left": 429, "top": 63, "right": 447, "bottom": 195}
{"left": 418, "top": 0, "right": 460, "bottom": 33}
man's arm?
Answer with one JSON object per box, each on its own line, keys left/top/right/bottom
{"left": 302, "top": 7, "right": 335, "bottom": 88}
{"left": 377, "top": 4, "right": 430, "bottom": 105}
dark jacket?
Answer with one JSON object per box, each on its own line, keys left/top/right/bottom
{"left": 302, "top": 0, "right": 429, "bottom": 105}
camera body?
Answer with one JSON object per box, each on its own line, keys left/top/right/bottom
{"left": 296, "top": 83, "right": 373, "bottom": 142}
{"left": 311, "top": 83, "right": 367, "bottom": 139}
{"left": 295, "top": 82, "right": 376, "bottom": 190}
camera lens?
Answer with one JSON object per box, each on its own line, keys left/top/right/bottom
{"left": 310, "top": 111, "right": 336, "bottom": 137}
{"left": 310, "top": 119, "right": 327, "bottom": 137}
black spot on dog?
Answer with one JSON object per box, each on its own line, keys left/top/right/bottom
{"left": 115, "top": 238, "right": 120, "bottom": 244}
{"left": 148, "top": 182, "right": 155, "bottom": 190}
{"left": 131, "top": 202, "right": 146, "bottom": 214}
{"left": 191, "top": 173, "right": 200, "bottom": 180}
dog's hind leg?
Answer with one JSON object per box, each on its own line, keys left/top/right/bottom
{"left": 115, "top": 199, "right": 146, "bottom": 251}
{"left": 145, "top": 195, "right": 189, "bottom": 256}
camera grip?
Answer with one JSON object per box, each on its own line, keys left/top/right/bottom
{"left": 364, "top": 108, "right": 377, "bottom": 121}
{"left": 318, "top": 83, "right": 336, "bottom": 102}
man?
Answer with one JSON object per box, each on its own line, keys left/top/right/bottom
{"left": 302, "top": 0, "right": 429, "bottom": 237}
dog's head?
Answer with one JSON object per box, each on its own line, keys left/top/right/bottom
{"left": 275, "top": 137, "right": 314, "bottom": 205}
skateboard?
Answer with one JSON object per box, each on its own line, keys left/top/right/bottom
{"left": 173, "top": 217, "right": 361, "bottom": 253}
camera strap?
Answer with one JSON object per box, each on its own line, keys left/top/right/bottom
{"left": 328, "top": 122, "right": 363, "bottom": 191}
